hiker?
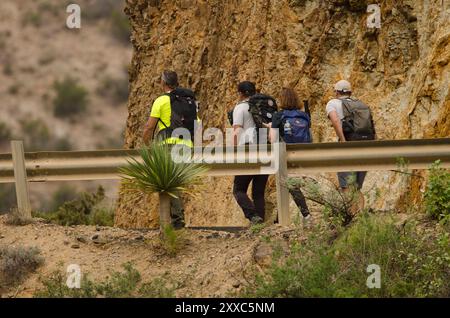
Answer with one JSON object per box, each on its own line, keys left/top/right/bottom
{"left": 143, "top": 70, "right": 198, "bottom": 147}
{"left": 232, "top": 81, "right": 269, "bottom": 225}
{"left": 143, "top": 70, "right": 199, "bottom": 228}
{"left": 265, "top": 88, "right": 312, "bottom": 223}
{"left": 326, "top": 80, "right": 377, "bottom": 213}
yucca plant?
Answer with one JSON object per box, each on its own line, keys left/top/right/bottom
{"left": 119, "top": 142, "right": 207, "bottom": 230}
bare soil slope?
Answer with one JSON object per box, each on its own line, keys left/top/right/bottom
{"left": 0, "top": 215, "right": 299, "bottom": 298}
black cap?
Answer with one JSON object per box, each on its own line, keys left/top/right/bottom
{"left": 238, "top": 81, "right": 256, "bottom": 97}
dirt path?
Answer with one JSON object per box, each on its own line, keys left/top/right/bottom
{"left": 0, "top": 215, "right": 300, "bottom": 298}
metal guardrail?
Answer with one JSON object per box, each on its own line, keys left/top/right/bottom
{"left": 287, "top": 138, "right": 450, "bottom": 173}
{"left": 1, "top": 138, "right": 449, "bottom": 226}
{"left": 0, "top": 138, "right": 449, "bottom": 183}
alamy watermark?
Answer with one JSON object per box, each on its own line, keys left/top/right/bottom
{"left": 59, "top": 3, "right": 383, "bottom": 31}
{"left": 366, "top": 264, "right": 381, "bottom": 289}
{"left": 66, "top": 4, "right": 81, "bottom": 29}
{"left": 367, "top": 4, "right": 382, "bottom": 29}
{"left": 168, "top": 124, "right": 280, "bottom": 175}
{"left": 66, "top": 264, "right": 81, "bottom": 289}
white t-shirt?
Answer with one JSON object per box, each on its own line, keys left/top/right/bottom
{"left": 233, "top": 101, "right": 256, "bottom": 145}
{"left": 325, "top": 98, "right": 345, "bottom": 120}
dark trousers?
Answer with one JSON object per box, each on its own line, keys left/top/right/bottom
{"left": 289, "top": 187, "right": 310, "bottom": 217}
{"left": 233, "top": 175, "right": 269, "bottom": 220}
{"left": 170, "top": 197, "right": 184, "bottom": 223}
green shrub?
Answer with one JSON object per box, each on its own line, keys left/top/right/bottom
{"left": 38, "top": 53, "right": 55, "bottom": 66}
{"left": 34, "top": 266, "right": 97, "bottom": 298}
{"left": 97, "top": 75, "right": 129, "bottom": 105}
{"left": 22, "top": 11, "right": 42, "bottom": 28}
{"left": 84, "top": 0, "right": 121, "bottom": 20}
{"left": 138, "top": 278, "right": 177, "bottom": 298}
{"left": 34, "top": 186, "right": 114, "bottom": 227}
{"left": 53, "top": 77, "right": 88, "bottom": 118}
{"left": 244, "top": 213, "right": 450, "bottom": 298}
{"left": 288, "top": 177, "right": 360, "bottom": 227}
{"left": 160, "top": 225, "right": 186, "bottom": 257}
{"left": 40, "top": 186, "right": 78, "bottom": 213}
{"left": 7, "top": 83, "right": 20, "bottom": 95}
{"left": 18, "top": 118, "right": 73, "bottom": 152}
{"left": 96, "top": 128, "right": 125, "bottom": 149}
{"left": 0, "top": 245, "right": 44, "bottom": 289}
{"left": 38, "top": 1, "right": 59, "bottom": 17}
{"left": 3, "top": 64, "right": 13, "bottom": 76}
{"left": 35, "top": 263, "right": 175, "bottom": 298}
{"left": 89, "top": 206, "right": 115, "bottom": 227}
{"left": 0, "top": 184, "right": 16, "bottom": 213}
{"left": 110, "top": 9, "right": 131, "bottom": 44}
{"left": 0, "top": 38, "right": 6, "bottom": 52}
{"left": 94, "top": 263, "right": 142, "bottom": 298}
{"left": 424, "top": 161, "right": 450, "bottom": 223}
{"left": 52, "top": 137, "right": 73, "bottom": 151}
{"left": 250, "top": 223, "right": 266, "bottom": 235}
{"left": 19, "top": 118, "right": 51, "bottom": 151}
{"left": 4, "top": 210, "right": 34, "bottom": 226}
{"left": 0, "top": 122, "right": 12, "bottom": 145}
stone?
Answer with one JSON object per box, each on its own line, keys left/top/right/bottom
{"left": 76, "top": 236, "right": 87, "bottom": 244}
{"left": 253, "top": 243, "right": 273, "bottom": 268}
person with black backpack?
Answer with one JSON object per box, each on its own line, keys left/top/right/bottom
{"left": 143, "top": 70, "right": 199, "bottom": 229}
{"left": 143, "top": 70, "right": 199, "bottom": 148}
{"left": 231, "top": 81, "right": 270, "bottom": 225}
{"left": 266, "top": 88, "right": 312, "bottom": 223}
{"left": 326, "top": 80, "right": 377, "bottom": 213}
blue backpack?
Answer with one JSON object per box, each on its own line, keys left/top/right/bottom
{"left": 281, "top": 110, "right": 312, "bottom": 144}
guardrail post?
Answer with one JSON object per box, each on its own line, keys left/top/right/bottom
{"left": 11, "top": 140, "right": 32, "bottom": 220}
{"left": 275, "top": 142, "right": 290, "bottom": 226}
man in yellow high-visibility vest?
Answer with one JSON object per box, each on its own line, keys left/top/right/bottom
{"left": 143, "top": 70, "right": 199, "bottom": 228}
{"left": 143, "top": 70, "right": 198, "bottom": 148}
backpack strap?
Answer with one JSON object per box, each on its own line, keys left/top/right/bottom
{"left": 156, "top": 93, "right": 172, "bottom": 131}
{"left": 236, "top": 101, "right": 249, "bottom": 108}
{"left": 341, "top": 98, "right": 353, "bottom": 115}
{"left": 280, "top": 110, "right": 289, "bottom": 123}
{"left": 303, "top": 100, "right": 312, "bottom": 128}
{"left": 151, "top": 94, "right": 172, "bottom": 140}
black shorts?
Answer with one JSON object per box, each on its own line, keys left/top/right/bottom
{"left": 338, "top": 172, "right": 367, "bottom": 190}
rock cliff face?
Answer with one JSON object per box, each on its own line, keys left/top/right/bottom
{"left": 115, "top": 0, "right": 449, "bottom": 229}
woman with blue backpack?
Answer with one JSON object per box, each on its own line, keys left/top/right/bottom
{"left": 265, "top": 88, "right": 312, "bottom": 223}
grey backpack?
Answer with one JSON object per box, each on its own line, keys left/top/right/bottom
{"left": 341, "top": 98, "right": 376, "bottom": 141}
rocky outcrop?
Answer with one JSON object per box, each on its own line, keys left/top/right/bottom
{"left": 115, "top": 0, "right": 449, "bottom": 229}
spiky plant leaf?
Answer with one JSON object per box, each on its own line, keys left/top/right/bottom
{"left": 120, "top": 142, "right": 208, "bottom": 198}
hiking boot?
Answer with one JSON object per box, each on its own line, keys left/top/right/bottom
{"left": 250, "top": 216, "right": 264, "bottom": 225}
{"left": 171, "top": 218, "right": 185, "bottom": 230}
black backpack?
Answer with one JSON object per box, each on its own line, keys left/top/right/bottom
{"left": 227, "top": 94, "right": 277, "bottom": 128}
{"left": 341, "top": 98, "right": 376, "bottom": 141}
{"left": 248, "top": 94, "right": 278, "bottom": 128}
{"left": 158, "top": 88, "right": 198, "bottom": 141}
